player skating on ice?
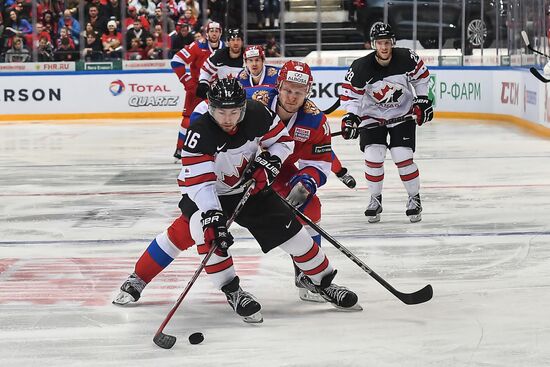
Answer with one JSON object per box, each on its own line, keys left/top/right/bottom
{"left": 195, "top": 28, "right": 246, "bottom": 99}
{"left": 114, "top": 78, "right": 361, "bottom": 320}
{"left": 171, "top": 21, "right": 224, "bottom": 160}
{"left": 339, "top": 23, "right": 433, "bottom": 223}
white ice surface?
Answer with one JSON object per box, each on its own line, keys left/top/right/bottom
{"left": 1, "top": 118, "right": 550, "bottom": 367}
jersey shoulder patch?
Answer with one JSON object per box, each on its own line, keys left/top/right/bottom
{"left": 296, "top": 100, "right": 323, "bottom": 129}
{"left": 246, "top": 86, "right": 277, "bottom": 108}
{"left": 239, "top": 69, "right": 249, "bottom": 80}
{"left": 266, "top": 66, "right": 279, "bottom": 77}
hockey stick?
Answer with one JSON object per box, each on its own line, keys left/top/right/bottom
{"left": 323, "top": 99, "right": 341, "bottom": 114}
{"left": 529, "top": 67, "right": 550, "bottom": 83}
{"left": 277, "top": 194, "right": 433, "bottom": 305}
{"left": 521, "top": 30, "right": 550, "bottom": 59}
{"left": 331, "top": 114, "right": 416, "bottom": 137}
{"left": 153, "top": 181, "right": 255, "bottom": 349}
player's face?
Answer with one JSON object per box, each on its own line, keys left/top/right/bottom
{"left": 278, "top": 81, "right": 309, "bottom": 113}
{"left": 207, "top": 28, "right": 221, "bottom": 43}
{"left": 211, "top": 107, "right": 242, "bottom": 132}
{"left": 245, "top": 56, "right": 264, "bottom": 75}
{"left": 374, "top": 38, "right": 393, "bottom": 60}
{"left": 228, "top": 37, "right": 243, "bottom": 53}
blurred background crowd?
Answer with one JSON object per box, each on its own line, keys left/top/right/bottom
{"left": 0, "top": 0, "right": 549, "bottom": 64}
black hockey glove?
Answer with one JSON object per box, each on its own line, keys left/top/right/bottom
{"left": 201, "top": 209, "right": 234, "bottom": 257}
{"left": 196, "top": 82, "right": 210, "bottom": 99}
{"left": 243, "top": 151, "right": 282, "bottom": 195}
{"left": 341, "top": 112, "right": 361, "bottom": 139}
{"left": 413, "top": 96, "right": 433, "bottom": 126}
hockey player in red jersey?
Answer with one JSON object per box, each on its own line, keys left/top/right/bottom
{"left": 171, "top": 21, "right": 224, "bottom": 160}
{"left": 339, "top": 23, "right": 433, "bottom": 223}
{"left": 113, "top": 79, "right": 361, "bottom": 320}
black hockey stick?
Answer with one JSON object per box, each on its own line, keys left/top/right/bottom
{"left": 521, "top": 30, "right": 550, "bottom": 59}
{"left": 153, "top": 181, "right": 255, "bottom": 349}
{"left": 529, "top": 67, "right": 550, "bottom": 83}
{"left": 331, "top": 114, "right": 416, "bottom": 137}
{"left": 278, "top": 194, "right": 433, "bottom": 305}
{"left": 323, "top": 99, "right": 341, "bottom": 114}
{"left": 521, "top": 31, "right": 550, "bottom": 83}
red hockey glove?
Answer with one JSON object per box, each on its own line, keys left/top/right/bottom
{"left": 243, "top": 151, "right": 282, "bottom": 195}
{"left": 413, "top": 96, "right": 433, "bottom": 126}
{"left": 201, "top": 209, "right": 234, "bottom": 257}
{"left": 341, "top": 113, "right": 361, "bottom": 139}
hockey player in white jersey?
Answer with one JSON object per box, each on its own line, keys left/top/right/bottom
{"left": 195, "top": 28, "right": 245, "bottom": 99}
{"left": 339, "top": 23, "right": 433, "bottom": 223}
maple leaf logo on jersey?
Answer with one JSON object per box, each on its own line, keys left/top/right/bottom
{"left": 220, "top": 155, "right": 250, "bottom": 187}
{"left": 373, "top": 85, "right": 403, "bottom": 104}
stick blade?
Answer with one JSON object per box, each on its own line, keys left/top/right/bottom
{"left": 399, "top": 284, "right": 433, "bottom": 305}
{"left": 153, "top": 332, "right": 177, "bottom": 349}
{"left": 530, "top": 67, "right": 550, "bottom": 83}
{"left": 521, "top": 30, "right": 530, "bottom": 46}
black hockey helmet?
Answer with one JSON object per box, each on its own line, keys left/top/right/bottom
{"left": 226, "top": 28, "right": 243, "bottom": 41}
{"left": 207, "top": 78, "right": 247, "bottom": 124}
{"left": 370, "top": 22, "right": 395, "bottom": 45}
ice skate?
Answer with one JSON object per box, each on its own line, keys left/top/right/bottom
{"left": 294, "top": 264, "right": 325, "bottom": 303}
{"left": 406, "top": 193, "right": 422, "bottom": 223}
{"left": 364, "top": 194, "right": 382, "bottom": 223}
{"left": 112, "top": 273, "right": 146, "bottom": 305}
{"left": 336, "top": 168, "right": 357, "bottom": 189}
{"left": 221, "top": 276, "right": 263, "bottom": 323}
{"left": 296, "top": 271, "right": 362, "bottom": 311}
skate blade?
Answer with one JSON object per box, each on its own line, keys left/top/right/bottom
{"left": 330, "top": 302, "right": 363, "bottom": 312}
{"left": 298, "top": 288, "right": 326, "bottom": 303}
{"left": 243, "top": 311, "right": 263, "bottom": 323}
{"left": 367, "top": 214, "right": 381, "bottom": 223}
{"left": 112, "top": 291, "right": 136, "bottom": 305}
{"left": 408, "top": 214, "right": 422, "bottom": 223}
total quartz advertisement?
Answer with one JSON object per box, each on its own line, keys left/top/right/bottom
{"left": 0, "top": 68, "right": 548, "bottom": 129}
{"left": 0, "top": 72, "right": 185, "bottom": 115}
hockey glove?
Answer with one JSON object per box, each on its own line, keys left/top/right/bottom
{"left": 341, "top": 113, "right": 361, "bottom": 139}
{"left": 201, "top": 209, "right": 234, "bottom": 257}
{"left": 196, "top": 82, "right": 210, "bottom": 99}
{"left": 413, "top": 96, "right": 434, "bottom": 126}
{"left": 243, "top": 151, "right": 282, "bottom": 195}
{"left": 286, "top": 174, "right": 317, "bottom": 208}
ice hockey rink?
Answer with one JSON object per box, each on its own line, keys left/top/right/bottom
{"left": 1, "top": 117, "right": 550, "bottom": 367}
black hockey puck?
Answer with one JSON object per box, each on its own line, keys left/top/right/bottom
{"left": 188, "top": 332, "right": 204, "bottom": 345}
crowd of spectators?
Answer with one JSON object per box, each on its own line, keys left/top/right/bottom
{"left": 0, "top": 0, "right": 282, "bottom": 63}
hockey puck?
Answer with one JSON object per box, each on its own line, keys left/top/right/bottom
{"left": 188, "top": 332, "right": 204, "bottom": 345}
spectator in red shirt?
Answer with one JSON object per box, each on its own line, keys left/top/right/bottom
{"left": 102, "top": 20, "right": 122, "bottom": 50}
{"left": 126, "top": 37, "right": 145, "bottom": 60}
{"left": 179, "top": 9, "right": 197, "bottom": 29}
{"left": 124, "top": 6, "right": 150, "bottom": 31}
